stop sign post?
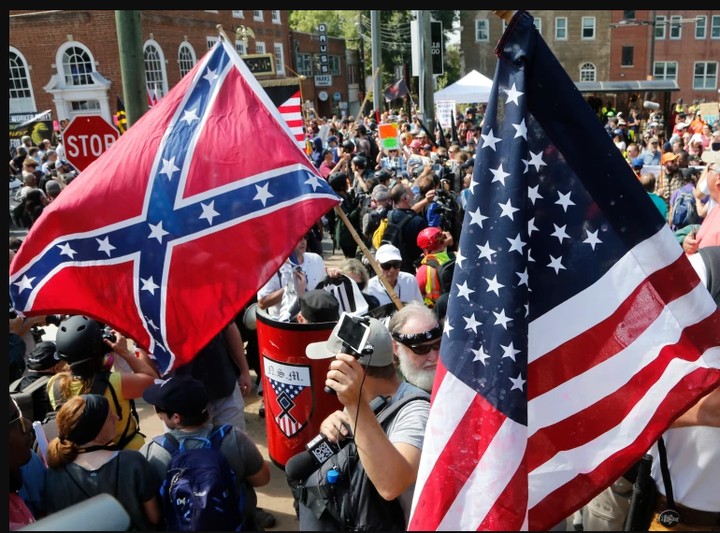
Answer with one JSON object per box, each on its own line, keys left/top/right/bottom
{"left": 63, "top": 116, "right": 120, "bottom": 171}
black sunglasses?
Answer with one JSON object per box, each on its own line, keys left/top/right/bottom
{"left": 381, "top": 261, "right": 402, "bottom": 270}
{"left": 403, "top": 340, "right": 442, "bottom": 355}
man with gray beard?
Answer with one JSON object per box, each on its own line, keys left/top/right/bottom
{"left": 389, "top": 302, "right": 441, "bottom": 393}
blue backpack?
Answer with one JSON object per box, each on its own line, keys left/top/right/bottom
{"left": 156, "top": 425, "right": 245, "bottom": 531}
{"left": 671, "top": 190, "right": 699, "bottom": 230}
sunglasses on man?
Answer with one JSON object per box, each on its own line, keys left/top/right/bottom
{"left": 9, "top": 398, "right": 27, "bottom": 434}
{"left": 402, "top": 340, "right": 442, "bottom": 356}
{"left": 381, "top": 261, "right": 402, "bottom": 271}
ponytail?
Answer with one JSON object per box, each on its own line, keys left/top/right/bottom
{"left": 46, "top": 438, "right": 79, "bottom": 469}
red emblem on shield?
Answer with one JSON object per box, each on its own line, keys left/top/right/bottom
{"left": 263, "top": 357, "right": 314, "bottom": 438}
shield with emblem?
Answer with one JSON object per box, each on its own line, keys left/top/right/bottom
{"left": 263, "top": 356, "right": 314, "bottom": 438}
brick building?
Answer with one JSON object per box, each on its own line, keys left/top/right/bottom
{"left": 9, "top": 10, "right": 357, "bottom": 128}
{"left": 460, "top": 10, "right": 613, "bottom": 85}
{"left": 609, "top": 10, "right": 719, "bottom": 105}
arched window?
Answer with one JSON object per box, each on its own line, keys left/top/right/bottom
{"left": 580, "top": 62, "right": 597, "bottom": 82}
{"left": 178, "top": 43, "right": 196, "bottom": 78}
{"left": 61, "top": 45, "right": 94, "bottom": 86}
{"left": 9, "top": 48, "right": 36, "bottom": 113}
{"left": 144, "top": 41, "right": 168, "bottom": 97}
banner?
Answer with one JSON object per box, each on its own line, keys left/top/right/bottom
{"left": 435, "top": 100, "right": 455, "bottom": 129}
{"left": 379, "top": 123, "right": 400, "bottom": 150}
{"left": 9, "top": 110, "right": 54, "bottom": 149}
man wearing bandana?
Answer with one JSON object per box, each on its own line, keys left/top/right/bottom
{"left": 389, "top": 302, "right": 441, "bottom": 394}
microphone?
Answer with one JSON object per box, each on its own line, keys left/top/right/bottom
{"left": 643, "top": 101, "right": 660, "bottom": 111}
{"left": 286, "top": 449, "right": 324, "bottom": 484}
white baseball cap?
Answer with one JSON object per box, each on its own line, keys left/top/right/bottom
{"left": 375, "top": 244, "right": 402, "bottom": 264}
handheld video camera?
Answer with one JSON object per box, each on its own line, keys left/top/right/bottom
{"left": 324, "top": 313, "right": 373, "bottom": 396}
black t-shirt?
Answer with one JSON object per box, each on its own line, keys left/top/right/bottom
{"left": 45, "top": 451, "right": 160, "bottom": 531}
{"left": 172, "top": 331, "right": 239, "bottom": 402}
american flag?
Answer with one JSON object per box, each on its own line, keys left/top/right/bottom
{"left": 278, "top": 91, "right": 306, "bottom": 149}
{"left": 409, "top": 11, "right": 720, "bottom": 532}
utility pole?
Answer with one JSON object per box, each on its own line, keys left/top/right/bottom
{"left": 115, "top": 11, "right": 148, "bottom": 128}
{"left": 371, "top": 11, "right": 382, "bottom": 115}
{"left": 418, "top": 11, "right": 435, "bottom": 132}
{"left": 357, "top": 15, "right": 366, "bottom": 109}
{"left": 648, "top": 9, "right": 656, "bottom": 80}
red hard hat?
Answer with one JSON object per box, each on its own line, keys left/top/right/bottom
{"left": 417, "top": 227, "right": 445, "bottom": 251}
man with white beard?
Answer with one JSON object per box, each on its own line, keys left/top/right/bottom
{"left": 389, "top": 302, "right": 441, "bottom": 393}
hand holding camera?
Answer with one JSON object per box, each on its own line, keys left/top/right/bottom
{"left": 325, "top": 353, "right": 368, "bottom": 410}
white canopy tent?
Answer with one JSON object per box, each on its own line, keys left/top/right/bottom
{"left": 433, "top": 70, "right": 494, "bottom": 105}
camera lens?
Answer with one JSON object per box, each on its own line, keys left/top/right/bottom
{"left": 45, "top": 315, "right": 63, "bottom": 327}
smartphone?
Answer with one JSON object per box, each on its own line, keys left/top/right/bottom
{"left": 335, "top": 313, "right": 371, "bottom": 356}
{"left": 433, "top": 164, "right": 443, "bottom": 173}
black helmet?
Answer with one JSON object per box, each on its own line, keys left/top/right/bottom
{"left": 374, "top": 169, "right": 392, "bottom": 183}
{"left": 55, "top": 315, "right": 106, "bottom": 363}
{"left": 341, "top": 140, "right": 355, "bottom": 152}
{"left": 351, "top": 155, "right": 367, "bottom": 169}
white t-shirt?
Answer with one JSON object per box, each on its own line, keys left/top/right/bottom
{"left": 367, "top": 272, "right": 423, "bottom": 307}
{"left": 257, "top": 252, "right": 326, "bottom": 318}
{"left": 650, "top": 426, "right": 720, "bottom": 512}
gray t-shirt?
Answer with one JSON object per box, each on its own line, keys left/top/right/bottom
{"left": 385, "top": 381, "right": 430, "bottom": 524}
{"left": 45, "top": 451, "right": 159, "bottom": 532}
{"left": 140, "top": 424, "right": 265, "bottom": 521}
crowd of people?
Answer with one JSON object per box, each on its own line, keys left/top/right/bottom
{"left": 8, "top": 96, "right": 720, "bottom": 531}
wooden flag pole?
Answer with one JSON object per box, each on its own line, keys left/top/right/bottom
{"left": 492, "top": 10, "right": 517, "bottom": 23}
{"left": 357, "top": 67, "right": 381, "bottom": 123}
{"left": 333, "top": 205, "right": 404, "bottom": 312}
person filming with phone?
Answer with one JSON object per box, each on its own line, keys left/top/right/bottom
{"left": 293, "top": 315, "right": 431, "bottom": 531}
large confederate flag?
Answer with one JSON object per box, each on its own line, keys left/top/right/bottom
{"left": 9, "top": 41, "right": 340, "bottom": 374}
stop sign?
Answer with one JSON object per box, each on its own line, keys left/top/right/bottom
{"left": 63, "top": 115, "right": 120, "bottom": 171}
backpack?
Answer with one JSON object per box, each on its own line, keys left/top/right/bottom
{"left": 156, "top": 424, "right": 245, "bottom": 532}
{"left": 671, "top": 190, "right": 699, "bottom": 229}
{"left": 10, "top": 375, "right": 51, "bottom": 423}
{"left": 378, "top": 211, "right": 413, "bottom": 252}
{"left": 298, "top": 394, "right": 430, "bottom": 531}
{"left": 423, "top": 257, "right": 456, "bottom": 295}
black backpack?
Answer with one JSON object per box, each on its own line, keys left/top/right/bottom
{"left": 297, "top": 393, "right": 430, "bottom": 531}
{"left": 380, "top": 211, "right": 413, "bottom": 253}
{"left": 422, "top": 256, "right": 456, "bottom": 295}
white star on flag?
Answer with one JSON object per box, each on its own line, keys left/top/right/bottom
{"left": 548, "top": 255, "right": 567, "bottom": 274}
{"left": 146, "top": 318, "right": 160, "bottom": 331}
{"left": 484, "top": 275, "right": 505, "bottom": 296}
{"left": 199, "top": 201, "right": 220, "bottom": 226}
{"left": 528, "top": 185, "right": 543, "bottom": 205}
{"left": 96, "top": 237, "right": 116, "bottom": 257}
{"left": 455, "top": 251, "right": 465, "bottom": 269}
{"left": 477, "top": 241, "right": 497, "bottom": 261}
{"left": 254, "top": 183, "right": 274, "bottom": 207}
{"left": 584, "top": 229, "right": 603, "bottom": 250}
{"left": 203, "top": 67, "right": 219, "bottom": 84}
{"left": 159, "top": 157, "right": 180, "bottom": 180}
{"left": 140, "top": 276, "right": 160, "bottom": 295}
{"left": 528, "top": 150, "right": 547, "bottom": 172}
{"left": 513, "top": 119, "right": 528, "bottom": 139}
{"left": 521, "top": 159, "right": 530, "bottom": 174}
{"left": 551, "top": 224, "right": 571, "bottom": 244}
{"left": 490, "top": 163, "right": 511, "bottom": 186}
{"left": 14, "top": 275, "right": 35, "bottom": 294}
{"left": 556, "top": 191, "right": 576, "bottom": 212}
{"left": 456, "top": 281, "right": 475, "bottom": 301}
{"left": 493, "top": 309, "right": 513, "bottom": 330}
{"left": 501, "top": 342, "right": 521, "bottom": 362}
{"left": 305, "top": 175, "right": 323, "bottom": 191}
{"left": 443, "top": 320, "right": 454, "bottom": 337}
{"left": 57, "top": 243, "right": 77, "bottom": 259}
{"left": 498, "top": 199, "right": 519, "bottom": 220}
{"left": 528, "top": 218, "right": 539, "bottom": 236}
{"left": 469, "top": 179, "right": 479, "bottom": 194}
{"left": 148, "top": 221, "right": 170, "bottom": 244}
{"left": 180, "top": 109, "right": 199, "bottom": 125}
{"left": 463, "top": 313, "right": 482, "bottom": 334}
{"left": 516, "top": 268, "right": 529, "bottom": 287}
{"left": 472, "top": 346, "right": 490, "bottom": 366}
{"left": 505, "top": 83, "right": 524, "bottom": 106}
{"left": 481, "top": 129, "right": 502, "bottom": 151}
{"left": 507, "top": 234, "right": 527, "bottom": 255}
{"left": 509, "top": 373, "right": 526, "bottom": 392}
{"left": 469, "top": 208, "right": 488, "bottom": 228}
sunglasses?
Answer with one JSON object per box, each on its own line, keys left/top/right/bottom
{"left": 9, "top": 399, "right": 26, "bottom": 434}
{"left": 403, "top": 340, "right": 442, "bottom": 355}
{"left": 381, "top": 261, "right": 402, "bottom": 270}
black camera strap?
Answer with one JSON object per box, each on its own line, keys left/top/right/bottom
{"left": 656, "top": 436, "right": 682, "bottom": 528}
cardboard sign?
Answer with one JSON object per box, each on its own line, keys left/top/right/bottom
{"left": 699, "top": 102, "right": 718, "bottom": 126}
{"left": 436, "top": 100, "right": 456, "bottom": 129}
{"left": 379, "top": 123, "right": 400, "bottom": 150}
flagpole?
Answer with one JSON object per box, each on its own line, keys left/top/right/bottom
{"left": 357, "top": 67, "right": 381, "bottom": 124}
{"left": 333, "top": 207, "right": 404, "bottom": 311}
{"left": 492, "top": 10, "right": 518, "bottom": 24}
{"left": 283, "top": 63, "right": 311, "bottom": 126}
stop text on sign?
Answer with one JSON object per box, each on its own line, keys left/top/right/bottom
{"left": 66, "top": 133, "right": 117, "bottom": 158}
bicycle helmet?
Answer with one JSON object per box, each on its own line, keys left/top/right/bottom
{"left": 55, "top": 315, "right": 107, "bottom": 363}
{"left": 374, "top": 169, "right": 392, "bottom": 183}
{"left": 417, "top": 227, "right": 445, "bottom": 251}
{"left": 352, "top": 155, "right": 367, "bottom": 169}
{"left": 341, "top": 140, "right": 355, "bottom": 152}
